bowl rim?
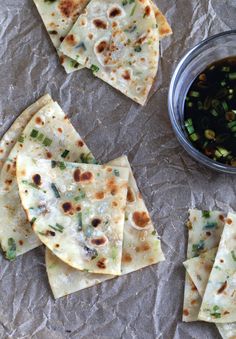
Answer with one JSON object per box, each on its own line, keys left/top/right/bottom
{"left": 168, "top": 29, "right": 236, "bottom": 174}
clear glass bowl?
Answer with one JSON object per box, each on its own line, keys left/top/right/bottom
{"left": 168, "top": 30, "right": 236, "bottom": 174}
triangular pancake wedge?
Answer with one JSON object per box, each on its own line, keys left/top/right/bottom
{"left": 0, "top": 94, "right": 53, "bottom": 171}
{"left": 60, "top": 0, "right": 159, "bottom": 105}
{"left": 45, "top": 155, "right": 165, "bottom": 298}
{"left": 0, "top": 101, "right": 96, "bottom": 259}
{"left": 184, "top": 248, "right": 236, "bottom": 339}
{"left": 183, "top": 209, "right": 225, "bottom": 322}
{"left": 33, "top": 0, "right": 90, "bottom": 73}
{"left": 17, "top": 155, "right": 129, "bottom": 275}
{"left": 199, "top": 212, "right": 236, "bottom": 323}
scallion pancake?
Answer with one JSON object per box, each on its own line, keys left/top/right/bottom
{"left": 60, "top": 0, "right": 160, "bottom": 105}
{"left": 45, "top": 155, "right": 164, "bottom": 298}
{"left": 34, "top": 0, "right": 171, "bottom": 74}
{"left": 0, "top": 94, "right": 53, "bottom": 171}
{"left": 33, "top": 0, "right": 90, "bottom": 73}
{"left": 17, "top": 155, "right": 129, "bottom": 275}
{"left": 183, "top": 209, "right": 225, "bottom": 322}
{"left": 199, "top": 212, "right": 236, "bottom": 323}
{"left": 0, "top": 101, "right": 96, "bottom": 259}
{"left": 184, "top": 247, "right": 217, "bottom": 298}
{"left": 184, "top": 247, "right": 236, "bottom": 339}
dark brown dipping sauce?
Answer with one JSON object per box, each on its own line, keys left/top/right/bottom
{"left": 184, "top": 56, "right": 236, "bottom": 166}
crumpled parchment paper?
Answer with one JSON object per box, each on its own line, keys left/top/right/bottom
{"left": 0, "top": 1, "right": 236, "bottom": 338}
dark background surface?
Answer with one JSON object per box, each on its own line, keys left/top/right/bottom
{"left": 0, "top": 1, "right": 236, "bottom": 338}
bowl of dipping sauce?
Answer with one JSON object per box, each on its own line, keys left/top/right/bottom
{"left": 168, "top": 30, "right": 236, "bottom": 173}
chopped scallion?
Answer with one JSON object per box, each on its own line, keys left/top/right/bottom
{"left": 43, "top": 137, "right": 52, "bottom": 147}
{"left": 61, "top": 149, "right": 70, "bottom": 158}
{"left": 49, "top": 223, "right": 64, "bottom": 233}
{"left": 30, "top": 129, "right": 39, "bottom": 138}
{"left": 51, "top": 183, "right": 60, "bottom": 198}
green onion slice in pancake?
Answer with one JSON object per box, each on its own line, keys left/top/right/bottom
{"left": 17, "top": 155, "right": 129, "bottom": 275}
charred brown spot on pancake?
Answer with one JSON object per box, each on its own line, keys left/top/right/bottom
{"left": 96, "top": 40, "right": 108, "bottom": 53}
{"left": 97, "top": 258, "right": 106, "bottom": 269}
{"left": 144, "top": 5, "right": 151, "bottom": 16}
{"left": 58, "top": 128, "right": 63, "bottom": 133}
{"left": 46, "top": 230, "right": 56, "bottom": 237}
{"left": 219, "top": 214, "right": 225, "bottom": 222}
{"left": 46, "top": 152, "right": 52, "bottom": 159}
{"left": 60, "top": 36, "right": 65, "bottom": 42}
{"left": 6, "top": 164, "right": 11, "bottom": 172}
{"left": 19, "top": 240, "right": 23, "bottom": 246}
{"left": 206, "top": 231, "right": 211, "bottom": 236}
{"left": 77, "top": 140, "right": 84, "bottom": 147}
{"left": 74, "top": 168, "right": 81, "bottom": 182}
{"left": 88, "top": 33, "right": 93, "bottom": 40}
{"left": 59, "top": 55, "right": 65, "bottom": 64}
{"left": 76, "top": 205, "right": 81, "bottom": 211}
{"left": 138, "top": 192, "right": 142, "bottom": 199}
{"left": 217, "top": 281, "right": 227, "bottom": 294}
{"left": 220, "top": 259, "right": 224, "bottom": 263}
{"left": 35, "top": 117, "right": 42, "bottom": 124}
{"left": 133, "top": 211, "right": 150, "bottom": 228}
{"left": 112, "top": 201, "right": 118, "bottom": 207}
{"left": 149, "top": 257, "right": 155, "bottom": 264}
{"left": 91, "top": 218, "right": 101, "bottom": 227}
{"left": 191, "top": 299, "right": 198, "bottom": 305}
{"left": 0, "top": 149, "right": 3, "bottom": 153}
{"left": 58, "top": 0, "right": 79, "bottom": 18}
{"left": 5, "top": 179, "right": 12, "bottom": 186}
{"left": 95, "top": 191, "right": 104, "bottom": 200}
{"left": 183, "top": 309, "right": 189, "bottom": 316}
{"left": 65, "top": 34, "right": 76, "bottom": 46}
{"left": 127, "top": 186, "right": 135, "bottom": 202}
{"left": 122, "top": 70, "right": 131, "bottom": 81}
{"left": 81, "top": 171, "right": 93, "bottom": 182}
{"left": 136, "top": 35, "right": 147, "bottom": 45}
{"left": 109, "top": 7, "right": 121, "bottom": 18}
{"left": 93, "top": 19, "right": 107, "bottom": 29}
{"left": 91, "top": 237, "right": 107, "bottom": 246}
{"left": 55, "top": 244, "right": 60, "bottom": 248}
{"left": 107, "top": 177, "right": 118, "bottom": 195}
{"left": 191, "top": 285, "right": 197, "bottom": 291}
{"left": 112, "top": 22, "right": 118, "bottom": 28}
{"left": 204, "top": 263, "right": 212, "bottom": 272}
{"left": 33, "top": 174, "right": 41, "bottom": 186}
{"left": 62, "top": 202, "right": 73, "bottom": 213}
{"left": 135, "top": 241, "right": 150, "bottom": 253}
{"left": 160, "top": 27, "right": 171, "bottom": 35}
{"left": 122, "top": 252, "right": 132, "bottom": 263}
{"left": 226, "top": 218, "right": 232, "bottom": 224}
{"left": 223, "top": 311, "right": 230, "bottom": 315}
{"left": 107, "top": 167, "right": 112, "bottom": 172}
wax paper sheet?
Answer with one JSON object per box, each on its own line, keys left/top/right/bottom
{"left": 0, "top": 1, "right": 236, "bottom": 338}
